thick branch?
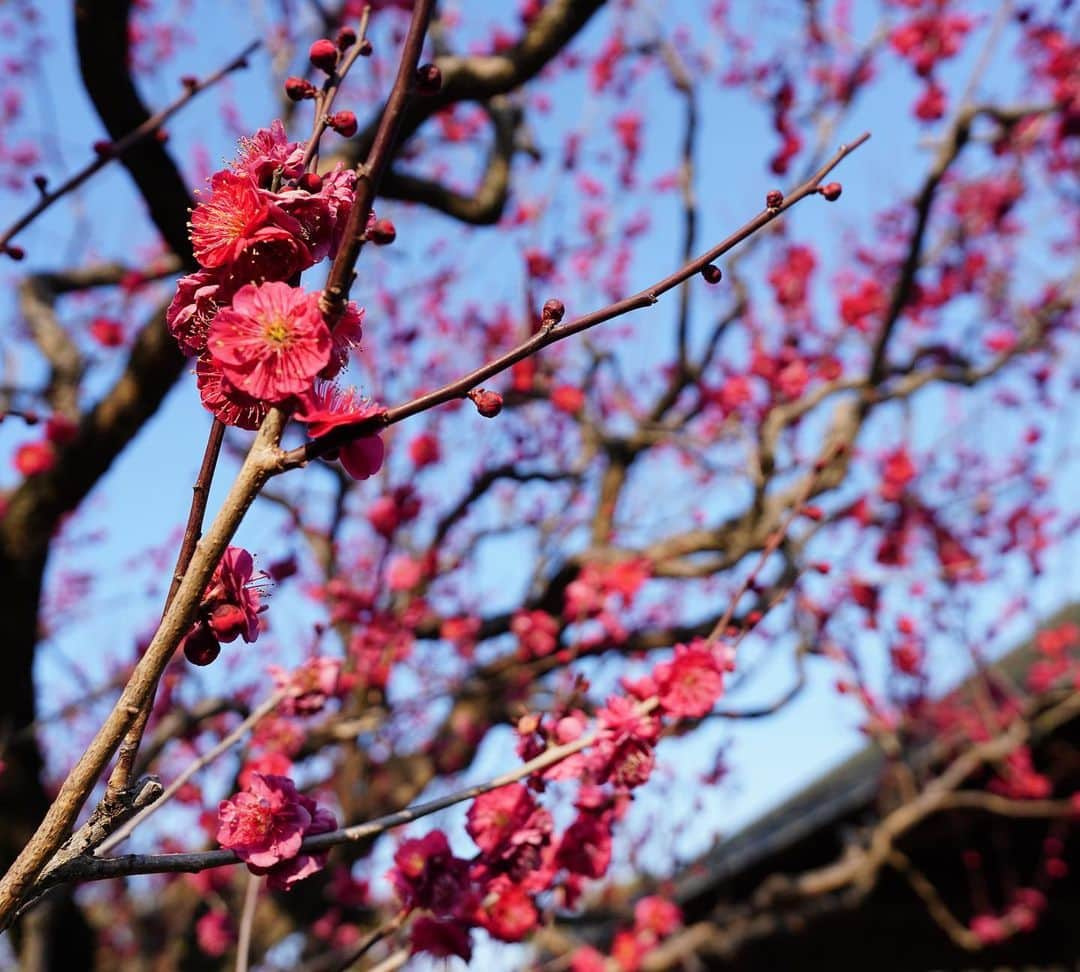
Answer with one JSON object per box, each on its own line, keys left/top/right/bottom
{"left": 73, "top": 0, "right": 203, "bottom": 263}
{"left": 346, "top": 0, "right": 607, "bottom": 168}
{"left": 378, "top": 97, "right": 525, "bottom": 225}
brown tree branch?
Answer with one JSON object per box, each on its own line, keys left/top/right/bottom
{"left": 344, "top": 0, "right": 608, "bottom": 169}
{"left": 283, "top": 133, "right": 871, "bottom": 468}
{"left": 31, "top": 701, "right": 636, "bottom": 891}
{"left": 378, "top": 97, "right": 526, "bottom": 225}
{"left": 73, "top": 0, "right": 201, "bottom": 263}
{"left": 865, "top": 103, "right": 1051, "bottom": 386}
{"left": 0, "top": 0, "right": 441, "bottom": 927}
{"left": 319, "top": 0, "right": 439, "bottom": 317}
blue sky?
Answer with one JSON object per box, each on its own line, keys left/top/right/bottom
{"left": 2, "top": 0, "right": 1078, "bottom": 963}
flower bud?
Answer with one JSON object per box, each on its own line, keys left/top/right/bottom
{"left": 766, "top": 189, "right": 784, "bottom": 209}
{"left": 701, "top": 264, "right": 722, "bottom": 284}
{"left": 92, "top": 140, "right": 114, "bottom": 157}
{"left": 358, "top": 38, "right": 373, "bottom": 56}
{"left": 32, "top": 174, "right": 47, "bottom": 194}
{"left": 468, "top": 388, "right": 503, "bottom": 417}
{"left": 297, "top": 171, "right": 323, "bottom": 193}
{"left": 180, "top": 74, "right": 199, "bottom": 91}
{"left": 182, "top": 623, "right": 221, "bottom": 666}
{"left": 416, "top": 62, "right": 442, "bottom": 94}
{"left": 367, "top": 495, "right": 400, "bottom": 537}
{"left": 541, "top": 298, "right": 565, "bottom": 325}
{"left": 14, "top": 440, "right": 52, "bottom": 476}
{"left": 309, "top": 38, "right": 339, "bottom": 74}
{"left": 285, "top": 76, "right": 317, "bottom": 101}
{"left": 369, "top": 218, "right": 396, "bottom": 245}
{"left": 45, "top": 415, "right": 78, "bottom": 445}
{"left": 328, "top": 110, "right": 358, "bottom": 137}
{"left": 820, "top": 181, "right": 842, "bottom": 201}
{"left": 336, "top": 26, "right": 357, "bottom": 50}
{"left": 4, "top": 244, "right": 25, "bottom": 261}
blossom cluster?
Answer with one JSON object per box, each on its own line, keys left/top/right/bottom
{"left": 571, "top": 895, "right": 683, "bottom": 971}
{"left": 216, "top": 772, "right": 337, "bottom": 891}
{"left": 386, "top": 786, "right": 555, "bottom": 961}
{"left": 269, "top": 655, "right": 351, "bottom": 716}
{"left": 383, "top": 637, "right": 730, "bottom": 961}
{"left": 179, "top": 546, "right": 264, "bottom": 666}
{"left": 888, "top": 2, "right": 973, "bottom": 121}
{"left": 166, "top": 121, "right": 384, "bottom": 479}
{"left": 388, "top": 783, "right": 685, "bottom": 964}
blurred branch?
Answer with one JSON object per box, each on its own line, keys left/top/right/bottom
{"left": 345, "top": 0, "right": 608, "bottom": 171}
{"left": 866, "top": 103, "right": 1054, "bottom": 386}
{"left": 0, "top": 38, "right": 256, "bottom": 258}
{"left": 379, "top": 97, "right": 531, "bottom": 225}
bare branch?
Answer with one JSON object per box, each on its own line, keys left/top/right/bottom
{"left": 0, "top": 39, "right": 257, "bottom": 257}
{"left": 283, "top": 133, "right": 872, "bottom": 469}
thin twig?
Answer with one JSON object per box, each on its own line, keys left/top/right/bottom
{"left": 313, "top": 909, "right": 407, "bottom": 972}
{"left": 300, "top": 6, "right": 374, "bottom": 173}
{"left": 888, "top": 849, "right": 980, "bottom": 950}
{"left": 95, "top": 690, "right": 287, "bottom": 856}
{"left": 164, "top": 419, "right": 228, "bottom": 607}
{"left": 282, "top": 132, "right": 872, "bottom": 469}
{"left": 235, "top": 873, "right": 262, "bottom": 972}
{"left": 0, "top": 41, "right": 259, "bottom": 256}
{"left": 103, "top": 418, "right": 226, "bottom": 803}
{"left": 320, "top": 0, "right": 438, "bottom": 318}
{"left": 367, "top": 949, "right": 408, "bottom": 972}
{"left": 37, "top": 701, "right": 660, "bottom": 889}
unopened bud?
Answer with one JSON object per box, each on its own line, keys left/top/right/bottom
{"left": 182, "top": 623, "right": 221, "bottom": 666}
{"left": 468, "top": 388, "right": 503, "bottom": 417}
{"left": 298, "top": 172, "right": 323, "bottom": 193}
{"left": 4, "top": 244, "right": 25, "bottom": 261}
{"left": 820, "top": 181, "right": 842, "bottom": 201}
{"left": 180, "top": 74, "right": 199, "bottom": 91}
{"left": 369, "top": 218, "right": 396, "bottom": 245}
{"left": 32, "top": 174, "right": 47, "bottom": 194}
{"left": 701, "top": 263, "right": 722, "bottom": 284}
{"left": 336, "top": 26, "right": 357, "bottom": 50}
{"left": 542, "top": 298, "right": 565, "bottom": 325}
{"left": 285, "top": 76, "right": 317, "bottom": 101}
{"left": 92, "top": 140, "right": 114, "bottom": 157}
{"left": 416, "top": 62, "right": 442, "bottom": 94}
{"left": 309, "top": 38, "right": 339, "bottom": 74}
{"left": 766, "top": 189, "right": 784, "bottom": 209}
{"left": 358, "top": 38, "right": 373, "bottom": 56}
{"left": 328, "top": 110, "right": 358, "bottom": 137}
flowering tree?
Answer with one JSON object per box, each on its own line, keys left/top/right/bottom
{"left": 0, "top": 0, "right": 1077, "bottom": 968}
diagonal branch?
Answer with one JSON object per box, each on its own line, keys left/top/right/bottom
{"left": 0, "top": 38, "right": 256, "bottom": 258}
{"left": 283, "top": 133, "right": 871, "bottom": 468}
